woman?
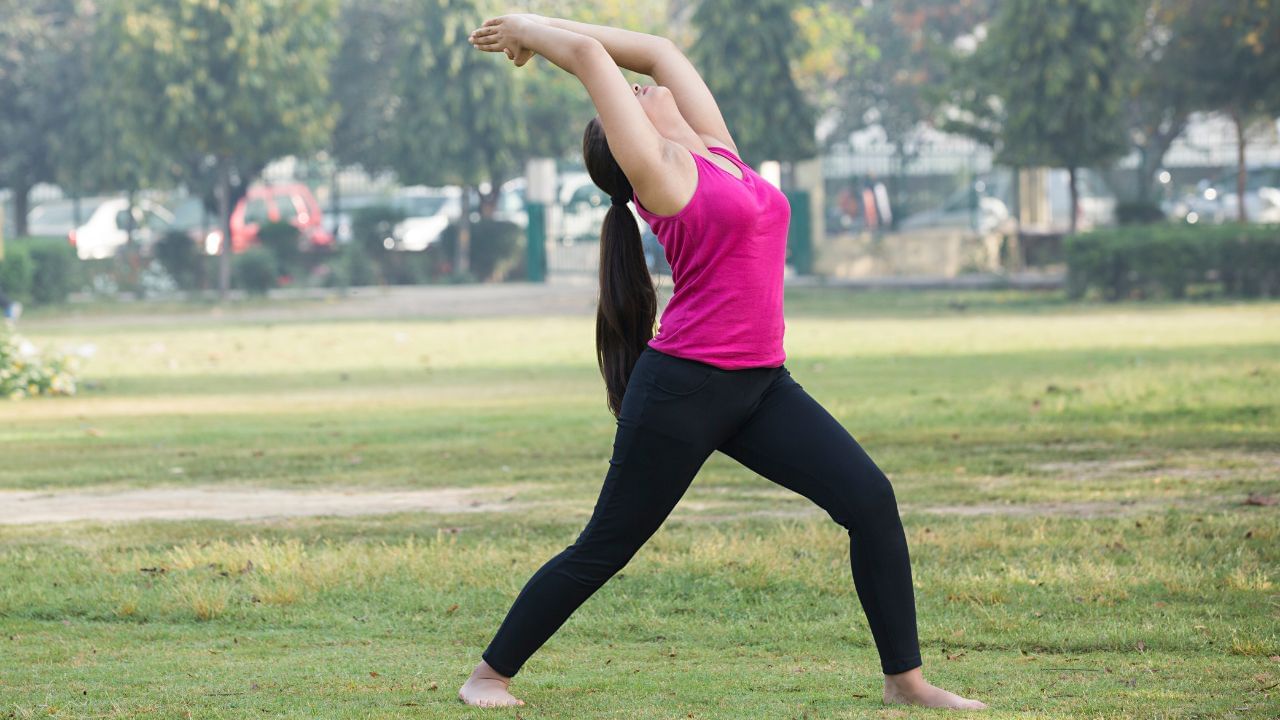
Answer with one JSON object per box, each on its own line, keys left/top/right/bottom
{"left": 462, "top": 13, "right": 987, "bottom": 711}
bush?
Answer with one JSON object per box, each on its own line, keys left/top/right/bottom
{"left": 0, "top": 245, "right": 34, "bottom": 303}
{"left": 1066, "top": 224, "right": 1280, "bottom": 300}
{"left": 352, "top": 206, "right": 405, "bottom": 256}
{"left": 1114, "top": 201, "right": 1167, "bottom": 226}
{"left": 431, "top": 219, "right": 523, "bottom": 282}
{"left": 322, "top": 242, "right": 379, "bottom": 289}
{"left": 25, "top": 238, "right": 78, "bottom": 304}
{"left": 256, "top": 221, "right": 303, "bottom": 280}
{"left": 154, "top": 231, "right": 203, "bottom": 291}
{"left": 0, "top": 323, "right": 79, "bottom": 399}
{"left": 232, "top": 247, "right": 277, "bottom": 295}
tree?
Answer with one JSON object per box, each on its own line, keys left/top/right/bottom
{"left": 330, "top": 1, "right": 404, "bottom": 174}
{"left": 828, "top": 0, "right": 991, "bottom": 221}
{"left": 832, "top": 0, "right": 992, "bottom": 153}
{"left": 389, "top": 0, "right": 522, "bottom": 278}
{"left": 100, "top": 0, "right": 340, "bottom": 297}
{"left": 1120, "top": 0, "right": 1198, "bottom": 205}
{"left": 690, "top": 0, "right": 816, "bottom": 164}
{"left": 1168, "top": 0, "right": 1280, "bottom": 222}
{"left": 952, "top": 0, "right": 1138, "bottom": 233}
{"left": 0, "top": 1, "right": 93, "bottom": 237}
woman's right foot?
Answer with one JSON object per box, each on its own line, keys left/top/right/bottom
{"left": 458, "top": 660, "right": 525, "bottom": 708}
{"left": 883, "top": 667, "right": 987, "bottom": 710}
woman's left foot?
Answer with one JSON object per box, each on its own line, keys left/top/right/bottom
{"left": 883, "top": 667, "right": 987, "bottom": 710}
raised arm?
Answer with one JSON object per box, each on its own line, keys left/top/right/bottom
{"left": 469, "top": 15, "right": 694, "bottom": 214}
{"left": 538, "top": 16, "right": 738, "bottom": 155}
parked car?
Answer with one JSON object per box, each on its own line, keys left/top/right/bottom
{"left": 493, "top": 178, "right": 528, "bottom": 229}
{"left": 554, "top": 172, "right": 611, "bottom": 244}
{"left": 322, "top": 193, "right": 393, "bottom": 245}
{"left": 386, "top": 182, "right": 527, "bottom": 252}
{"left": 210, "top": 183, "right": 333, "bottom": 254}
{"left": 391, "top": 187, "right": 463, "bottom": 251}
{"left": 25, "top": 196, "right": 114, "bottom": 240}
{"left": 642, "top": 224, "right": 670, "bottom": 275}
{"left": 68, "top": 197, "right": 174, "bottom": 260}
{"left": 898, "top": 177, "right": 1012, "bottom": 235}
{"left": 1168, "top": 166, "right": 1280, "bottom": 225}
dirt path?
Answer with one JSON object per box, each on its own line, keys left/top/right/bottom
{"left": 1, "top": 483, "right": 1240, "bottom": 525}
{"left": 0, "top": 485, "right": 527, "bottom": 525}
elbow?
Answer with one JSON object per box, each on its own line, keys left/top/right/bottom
{"left": 655, "top": 36, "right": 681, "bottom": 57}
{"left": 567, "top": 35, "right": 608, "bottom": 68}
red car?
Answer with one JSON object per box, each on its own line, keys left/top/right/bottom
{"left": 223, "top": 183, "right": 333, "bottom": 253}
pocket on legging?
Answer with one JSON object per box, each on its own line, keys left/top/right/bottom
{"left": 650, "top": 353, "right": 715, "bottom": 396}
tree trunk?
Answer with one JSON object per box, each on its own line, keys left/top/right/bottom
{"left": 12, "top": 184, "right": 30, "bottom": 238}
{"left": 217, "top": 164, "right": 233, "bottom": 300}
{"left": 456, "top": 188, "right": 472, "bottom": 278}
{"left": 330, "top": 167, "right": 342, "bottom": 239}
{"left": 1068, "top": 166, "right": 1079, "bottom": 235}
{"left": 125, "top": 190, "right": 137, "bottom": 246}
{"left": 1232, "top": 109, "right": 1248, "bottom": 223}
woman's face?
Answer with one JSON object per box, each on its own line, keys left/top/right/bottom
{"left": 632, "top": 84, "right": 686, "bottom": 139}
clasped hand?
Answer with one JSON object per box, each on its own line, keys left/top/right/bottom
{"left": 467, "top": 14, "right": 544, "bottom": 67}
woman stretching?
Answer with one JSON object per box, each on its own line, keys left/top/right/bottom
{"left": 462, "top": 13, "right": 987, "bottom": 711}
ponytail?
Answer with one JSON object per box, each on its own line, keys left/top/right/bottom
{"left": 582, "top": 117, "right": 657, "bottom": 416}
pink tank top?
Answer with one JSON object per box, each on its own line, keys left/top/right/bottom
{"left": 632, "top": 145, "right": 790, "bottom": 369}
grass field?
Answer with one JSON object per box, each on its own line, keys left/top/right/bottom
{"left": 1, "top": 287, "right": 1277, "bottom": 718}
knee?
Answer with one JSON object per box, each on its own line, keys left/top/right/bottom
{"left": 829, "top": 469, "right": 900, "bottom": 531}
{"left": 558, "top": 535, "right": 642, "bottom": 586}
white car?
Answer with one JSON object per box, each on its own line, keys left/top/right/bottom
{"left": 550, "top": 171, "right": 649, "bottom": 245}
{"left": 391, "top": 188, "right": 463, "bottom": 251}
{"left": 68, "top": 198, "right": 174, "bottom": 260}
{"left": 1170, "top": 167, "right": 1280, "bottom": 225}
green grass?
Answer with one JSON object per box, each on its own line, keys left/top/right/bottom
{"left": 1, "top": 288, "right": 1278, "bottom": 718}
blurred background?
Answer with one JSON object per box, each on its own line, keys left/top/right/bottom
{"left": 0, "top": 0, "right": 1278, "bottom": 303}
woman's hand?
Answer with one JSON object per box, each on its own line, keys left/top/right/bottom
{"left": 468, "top": 14, "right": 545, "bottom": 67}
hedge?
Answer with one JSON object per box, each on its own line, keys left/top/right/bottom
{"left": 1065, "top": 224, "right": 1280, "bottom": 300}
{"left": 0, "top": 237, "right": 79, "bottom": 305}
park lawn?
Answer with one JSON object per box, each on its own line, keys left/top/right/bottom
{"left": 1, "top": 288, "right": 1278, "bottom": 718}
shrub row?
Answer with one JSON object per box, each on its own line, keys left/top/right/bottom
{"left": 0, "top": 213, "right": 527, "bottom": 303}
{"left": 0, "top": 238, "right": 80, "bottom": 305}
{"left": 1065, "top": 224, "right": 1280, "bottom": 300}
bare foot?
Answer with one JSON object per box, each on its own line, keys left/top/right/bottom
{"left": 458, "top": 660, "right": 525, "bottom": 708}
{"left": 883, "top": 667, "right": 987, "bottom": 710}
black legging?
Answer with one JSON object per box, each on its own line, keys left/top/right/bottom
{"left": 482, "top": 346, "right": 922, "bottom": 676}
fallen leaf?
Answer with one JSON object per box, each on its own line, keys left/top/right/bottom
{"left": 369, "top": 671, "right": 379, "bottom": 678}
{"left": 445, "top": 604, "right": 459, "bottom": 615}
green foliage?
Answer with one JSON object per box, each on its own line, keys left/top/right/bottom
{"left": 832, "top": 0, "right": 991, "bottom": 153}
{"left": 99, "top": 0, "right": 340, "bottom": 292}
{"left": 431, "top": 219, "right": 522, "bottom": 282}
{"left": 332, "top": 242, "right": 379, "bottom": 288}
{"left": 972, "top": 0, "right": 1136, "bottom": 170}
{"left": 24, "top": 237, "right": 78, "bottom": 305}
{"left": 691, "top": 0, "right": 816, "bottom": 162}
{"left": 351, "top": 206, "right": 406, "bottom": 257}
{"left": 392, "top": 0, "right": 521, "bottom": 188}
{"left": 256, "top": 221, "right": 303, "bottom": 280}
{"left": 0, "top": 1, "right": 95, "bottom": 236}
{"left": 1066, "top": 224, "right": 1280, "bottom": 300}
{"left": 1114, "top": 201, "right": 1167, "bottom": 226}
{"left": 0, "top": 323, "right": 78, "bottom": 399}
{"left": 0, "top": 245, "right": 35, "bottom": 303}
{"left": 232, "top": 248, "right": 277, "bottom": 296}
{"left": 1168, "top": 0, "right": 1280, "bottom": 119}
{"left": 347, "top": 205, "right": 413, "bottom": 284}
{"left": 153, "top": 231, "right": 203, "bottom": 292}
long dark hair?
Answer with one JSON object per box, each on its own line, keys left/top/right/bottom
{"left": 582, "top": 116, "right": 656, "bottom": 417}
